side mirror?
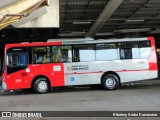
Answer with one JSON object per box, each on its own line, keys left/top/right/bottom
{"left": 6, "top": 56, "right": 9, "bottom": 66}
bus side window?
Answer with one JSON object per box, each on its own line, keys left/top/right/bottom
{"left": 73, "top": 45, "right": 95, "bottom": 62}
{"left": 139, "top": 41, "right": 151, "bottom": 59}
{"left": 51, "top": 46, "right": 72, "bottom": 63}
{"left": 120, "top": 42, "right": 140, "bottom": 60}
{"left": 96, "top": 43, "right": 117, "bottom": 61}
{"left": 60, "top": 46, "right": 72, "bottom": 63}
{"left": 73, "top": 46, "right": 80, "bottom": 62}
{"left": 32, "top": 47, "right": 49, "bottom": 64}
{"left": 120, "top": 48, "right": 132, "bottom": 59}
{"left": 51, "top": 46, "right": 59, "bottom": 62}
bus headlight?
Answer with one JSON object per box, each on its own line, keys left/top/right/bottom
{"left": 2, "top": 81, "right": 7, "bottom": 90}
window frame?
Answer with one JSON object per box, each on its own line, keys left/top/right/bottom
{"left": 138, "top": 41, "right": 151, "bottom": 59}
{"left": 96, "top": 42, "right": 119, "bottom": 61}
{"left": 72, "top": 44, "right": 96, "bottom": 62}
{"left": 51, "top": 45, "right": 73, "bottom": 63}
{"left": 31, "top": 45, "right": 73, "bottom": 64}
{"left": 119, "top": 41, "right": 141, "bottom": 60}
{"left": 7, "top": 52, "right": 29, "bottom": 67}
{"left": 28, "top": 40, "right": 152, "bottom": 64}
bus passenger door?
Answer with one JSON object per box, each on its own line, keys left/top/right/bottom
{"left": 50, "top": 46, "right": 72, "bottom": 87}
{"left": 7, "top": 48, "right": 29, "bottom": 89}
{"left": 51, "top": 63, "right": 65, "bottom": 87}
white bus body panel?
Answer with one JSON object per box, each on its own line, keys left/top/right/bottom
{"left": 64, "top": 60, "right": 157, "bottom": 86}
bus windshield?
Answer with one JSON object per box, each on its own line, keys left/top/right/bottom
{"left": 7, "top": 52, "right": 28, "bottom": 67}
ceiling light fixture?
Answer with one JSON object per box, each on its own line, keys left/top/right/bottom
{"left": 71, "top": 31, "right": 86, "bottom": 34}
{"left": 58, "top": 33, "right": 86, "bottom": 37}
{"left": 126, "top": 19, "right": 145, "bottom": 22}
{"left": 73, "top": 21, "right": 92, "bottom": 24}
{"left": 96, "top": 32, "right": 115, "bottom": 36}
{"left": 150, "top": 30, "right": 160, "bottom": 34}
{"left": 114, "top": 28, "right": 151, "bottom": 33}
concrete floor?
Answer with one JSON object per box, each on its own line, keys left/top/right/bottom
{"left": 0, "top": 80, "right": 160, "bottom": 119}
{"left": 0, "top": 81, "right": 160, "bottom": 111}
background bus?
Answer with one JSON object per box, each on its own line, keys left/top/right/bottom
{"left": 2, "top": 37, "right": 158, "bottom": 93}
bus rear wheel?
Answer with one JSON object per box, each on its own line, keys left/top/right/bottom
{"left": 102, "top": 74, "right": 119, "bottom": 90}
{"left": 33, "top": 77, "right": 49, "bottom": 94}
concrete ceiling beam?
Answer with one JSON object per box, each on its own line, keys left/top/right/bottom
{"left": 0, "top": 0, "right": 49, "bottom": 29}
{"left": 12, "top": 6, "right": 47, "bottom": 27}
{"left": 86, "top": 0, "right": 123, "bottom": 37}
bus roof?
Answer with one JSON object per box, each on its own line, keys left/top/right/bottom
{"left": 5, "top": 37, "right": 153, "bottom": 49}
{"left": 48, "top": 37, "right": 93, "bottom": 42}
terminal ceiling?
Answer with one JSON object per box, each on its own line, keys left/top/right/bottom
{"left": 0, "top": 0, "right": 160, "bottom": 42}
{"left": 60, "top": 0, "right": 160, "bottom": 38}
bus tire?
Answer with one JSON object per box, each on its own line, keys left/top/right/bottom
{"left": 33, "top": 77, "right": 49, "bottom": 94}
{"left": 102, "top": 74, "right": 119, "bottom": 90}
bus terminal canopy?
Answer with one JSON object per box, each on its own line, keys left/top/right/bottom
{"left": 0, "top": 0, "right": 49, "bottom": 30}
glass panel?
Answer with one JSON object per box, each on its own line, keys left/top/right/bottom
{"left": 73, "top": 45, "right": 95, "bottom": 62}
{"left": 140, "top": 48, "right": 151, "bottom": 59}
{"left": 8, "top": 52, "right": 28, "bottom": 67}
{"left": 34, "top": 47, "right": 47, "bottom": 53}
{"left": 79, "top": 49, "right": 95, "bottom": 61}
{"left": 32, "top": 46, "right": 52, "bottom": 64}
{"left": 139, "top": 41, "right": 151, "bottom": 48}
{"left": 132, "top": 48, "right": 140, "bottom": 59}
{"left": 51, "top": 46, "right": 72, "bottom": 63}
{"left": 120, "top": 48, "right": 132, "bottom": 59}
{"left": 96, "top": 43, "right": 118, "bottom": 61}
{"left": 121, "top": 42, "right": 135, "bottom": 48}
{"left": 51, "top": 46, "right": 60, "bottom": 62}
{"left": 139, "top": 41, "right": 151, "bottom": 59}
{"left": 120, "top": 42, "right": 140, "bottom": 59}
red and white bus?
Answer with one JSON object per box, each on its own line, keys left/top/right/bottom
{"left": 2, "top": 37, "right": 158, "bottom": 93}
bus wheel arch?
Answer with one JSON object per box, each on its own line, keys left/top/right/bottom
{"left": 31, "top": 75, "right": 51, "bottom": 94}
{"left": 101, "top": 71, "right": 120, "bottom": 90}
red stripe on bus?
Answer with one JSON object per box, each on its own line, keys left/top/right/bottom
{"left": 65, "top": 69, "right": 152, "bottom": 75}
{"left": 148, "top": 37, "right": 158, "bottom": 71}
{"left": 115, "top": 69, "right": 149, "bottom": 72}
{"left": 65, "top": 71, "right": 104, "bottom": 75}
{"left": 53, "top": 41, "right": 62, "bottom": 45}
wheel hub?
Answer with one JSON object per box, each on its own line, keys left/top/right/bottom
{"left": 38, "top": 81, "right": 48, "bottom": 92}
{"left": 106, "top": 77, "right": 116, "bottom": 88}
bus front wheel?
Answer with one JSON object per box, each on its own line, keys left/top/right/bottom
{"left": 33, "top": 77, "right": 49, "bottom": 94}
{"left": 102, "top": 74, "right": 119, "bottom": 90}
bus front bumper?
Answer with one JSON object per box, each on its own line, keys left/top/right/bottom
{"left": 2, "top": 81, "right": 7, "bottom": 90}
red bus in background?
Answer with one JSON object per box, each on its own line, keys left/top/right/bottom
{"left": 2, "top": 37, "right": 158, "bottom": 93}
